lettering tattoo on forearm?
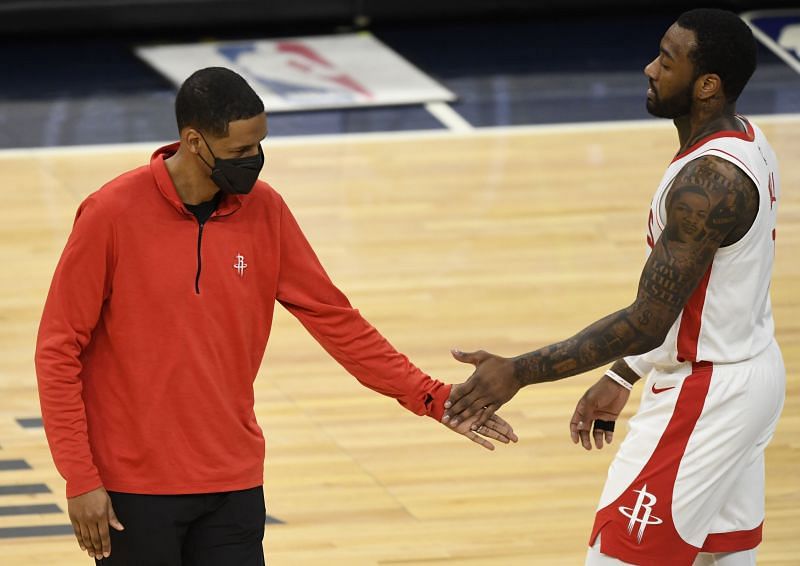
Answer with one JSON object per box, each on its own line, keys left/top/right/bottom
{"left": 640, "top": 255, "right": 691, "bottom": 307}
{"left": 513, "top": 156, "right": 759, "bottom": 386}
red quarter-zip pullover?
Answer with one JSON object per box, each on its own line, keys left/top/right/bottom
{"left": 35, "top": 143, "right": 450, "bottom": 498}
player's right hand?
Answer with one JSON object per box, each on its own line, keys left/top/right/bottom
{"left": 569, "top": 375, "right": 631, "bottom": 450}
{"left": 67, "top": 485, "right": 124, "bottom": 560}
{"left": 442, "top": 394, "right": 519, "bottom": 450}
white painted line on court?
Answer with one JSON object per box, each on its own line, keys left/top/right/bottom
{"left": 1, "top": 113, "right": 799, "bottom": 158}
{"left": 268, "top": 117, "right": 674, "bottom": 146}
{"left": 423, "top": 102, "right": 474, "bottom": 131}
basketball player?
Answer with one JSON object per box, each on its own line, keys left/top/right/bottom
{"left": 35, "top": 67, "right": 517, "bottom": 565}
{"left": 442, "top": 9, "right": 783, "bottom": 565}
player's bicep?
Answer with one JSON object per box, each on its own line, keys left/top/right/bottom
{"left": 664, "top": 155, "right": 759, "bottom": 247}
{"left": 628, "top": 156, "right": 755, "bottom": 339}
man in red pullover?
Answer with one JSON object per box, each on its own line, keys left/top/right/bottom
{"left": 35, "top": 67, "right": 516, "bottom": 565}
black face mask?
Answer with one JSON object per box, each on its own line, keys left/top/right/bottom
{"left": 197, "top": 133, "right": 264, "bottom": 195}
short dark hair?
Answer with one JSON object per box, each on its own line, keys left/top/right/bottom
{"left": 671, "top": 185, "right": 710, "bottom": 204}
{"left": 677, "top": 9, "right": 757, "bottom": 103}
{"left": 175, "top": 67, "right": 265, "bottom": 137}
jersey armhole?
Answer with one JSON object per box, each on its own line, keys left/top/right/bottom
{"left": 699, "top": 149, "right": 763, "bottom": 255}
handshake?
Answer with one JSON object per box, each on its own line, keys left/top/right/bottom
{"left": 440, "top": 348, "right": 632, "bottom": 452}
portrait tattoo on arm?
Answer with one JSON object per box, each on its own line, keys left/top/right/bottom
{"left": 512, "top": 155, "right": 759, "bottom": 386}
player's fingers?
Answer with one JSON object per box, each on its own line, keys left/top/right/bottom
{"left": 569, "top": 403, "right": 586, "bottom": 444}
{"left": 99, "top": 519, "right": 112, "bottom": 558}
{"left": 450, "top": 348, "right": 489, "bottom": 367}
{"left": 71, "top": 520, "right": 85, "bottom": 551}
{"left": 592, "top": 419, "right": 616, "bottom": 449}
{"left": 577, "top": 420, "right": 592, "bottom": 451}
{"left": 443, "top": 380, "right": 477, "bottom": 416}
{"left": 78, "top": 521, "right": 95, "bottom": 558}
{"left": 451, "top": 373, "right": 482, "bottom": 410}
{"left": 471, "top": 404, "right": 497, "bottom": 429}
{"left": 579, "top": 430, "right": 592, "bottom": 450}
{"left": 446, "top": 392, "right": 485, "bottom": 426}
{"left": 569, "top": 414, "right": 581, "bottom": 444}
{"left": 466, "top": 430, "right": 495, "bottom": 451}
{"left": 78, "top": 521, "right": 95, "bottom": 556}
{"left": 107, "top": 499, "right": 124, "bottom": 532}
{"left": 593, "top": 428, "right": 605, "bottom": 449}
{"left": 605, "top": 430, "right": 614, "bottom": 445}
{"left": 569, "top": 421, "right": 579, "bottom": 444}
{"left": 88, "top": 522, "right": 104, "bottom": 559}
{"left": 484, "top": 414, "right": 518, "bottom": 442}
{"left": 474, "top": 422, "right": 508, "bottom": 443}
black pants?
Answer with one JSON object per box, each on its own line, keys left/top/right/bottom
{"left": 95, "top": 486, "right": 266, "bottom": 566}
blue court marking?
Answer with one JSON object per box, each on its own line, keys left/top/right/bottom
{"left": 0, "top": 504, "right": 62, "bottom": 516}
{"left": 0, "top": 484, "right": 52, "bottom": 496}
{"left": 16, "top": 417, "right": 43, "bottom": 428}
{"left": 0, "top": 525, "right": 74, "bottom": 538}
{"left": 0, "top": 460, "right": 31, "bottom": 471}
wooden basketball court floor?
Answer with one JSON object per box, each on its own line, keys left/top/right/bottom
{"left": 0, "top": 117, "right": 798, "bottom": 565}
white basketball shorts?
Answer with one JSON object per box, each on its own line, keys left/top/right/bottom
{"left": 589, "top": 339, "right": 785, "bottom": 565}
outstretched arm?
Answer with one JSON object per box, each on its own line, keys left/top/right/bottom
{"left": 444, "top": 155, "right": 759, "bottom": 426}
{"left": 274, "top": 196, "right": 517, "bottom": 446}
{"left": 275, "top": 197, "right": 449, "bottom": 418}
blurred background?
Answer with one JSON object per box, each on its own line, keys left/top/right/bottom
{"left": 2, "top": 0, "right": 799, "bottom": 148}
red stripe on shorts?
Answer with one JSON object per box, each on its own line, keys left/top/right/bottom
{"left": 589, "top": 362, "right": 712, "bottom": 565}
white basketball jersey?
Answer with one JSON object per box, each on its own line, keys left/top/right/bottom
{"left": 640, "top": 116, "right": 779, "bottom": 369}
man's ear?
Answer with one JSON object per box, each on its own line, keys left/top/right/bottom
{"left": 695, "top": 73, "right": 722, "bottom": 102}
{"left": 182, "top": 128, "right": 202, "bottom": 153}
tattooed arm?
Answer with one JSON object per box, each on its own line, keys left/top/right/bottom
{"left": 443, "top": 155, "right": 759, "bottom": 425}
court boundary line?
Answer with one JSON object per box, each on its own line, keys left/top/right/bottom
{"left": 424, "top": 101, "right": 474, "bottom": 131}
{"left": 2, "top": 113, "right": 800, "bottom": 158}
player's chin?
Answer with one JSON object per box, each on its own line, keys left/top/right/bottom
{"left": 645, "top": 98, "right": 673, "bottom": 119}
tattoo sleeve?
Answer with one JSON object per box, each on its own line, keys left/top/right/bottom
{"left": 513, "top": 155, "right": 759, "bottom": 386}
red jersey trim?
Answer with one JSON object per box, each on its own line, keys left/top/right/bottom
{"left": 676, "top": 265, "right": 712, "bottom": 363}
{"left": 671, "top": 118, "right": 755, "bottom": 164}
{"left": 701, "top": 522, "right": 763, "bottom": 553}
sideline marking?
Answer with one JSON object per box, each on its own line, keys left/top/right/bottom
{"left": 1, "top": 113, "right": 799, "bottom": 158}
